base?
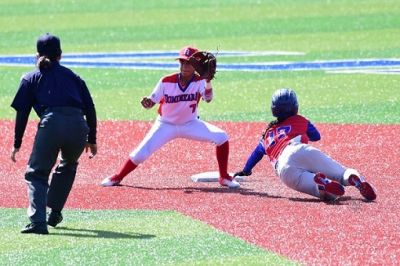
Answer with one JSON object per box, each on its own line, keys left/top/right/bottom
{"left": 190, "top": 171, "right": 246, "bottom": 182}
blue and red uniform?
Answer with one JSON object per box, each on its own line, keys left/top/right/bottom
{"left": 237, "top": 87, "right": 376, "bottom": 201}
{"left": 242, "top": 115, "right": 320, "bottom": 174}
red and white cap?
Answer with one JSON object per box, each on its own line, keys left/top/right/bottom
{"left": 177, "top": 46, "right": 199, "bottom": 61}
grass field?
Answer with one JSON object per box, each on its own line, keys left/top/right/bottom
{"left": 1, "top": 0, "right": 399, "bottom": 265}
{"left": 0, "top": 208, "right": 294, "bottom": 265}
{"left": 2, "top": 67, "right": 399, "bottom": 123}
{"left": 1, "top": 0, "right": 399, "bottom": 123}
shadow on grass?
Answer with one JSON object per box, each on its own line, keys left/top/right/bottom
{"left": 51, "top": 227, "right": 156, "bottom": 239}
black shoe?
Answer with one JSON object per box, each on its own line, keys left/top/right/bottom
{"left": 48, "top": 211, "right": 63, "bottom": 227}
{"left": 21, "top": 223, "right": 49, "bottom": 234}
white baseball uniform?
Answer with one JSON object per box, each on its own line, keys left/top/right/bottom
{"left": 129, "top": 73, "right": 228, "bottom": 164}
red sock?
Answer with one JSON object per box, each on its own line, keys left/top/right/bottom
{"left": 216, "top": 141, "right": 230, "bottom": 179}
{"left": 114, "top": 159, "right": 137, "bottom": 180}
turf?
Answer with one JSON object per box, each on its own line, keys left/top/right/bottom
{"left": 1, "top": 0, "right": 399, "bottom": 124}
{"left": 1, "top": 66, "right": 399, "bottom": 123}
{"left": 0, "top": 0, "right": 399, "bottom": 264}
{"left": 0, "top": 0, "right": 399, "bottom": 57}
{"left": 0, "top": 208, "right": 295, "bottom": 265}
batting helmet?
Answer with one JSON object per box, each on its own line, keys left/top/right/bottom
{"left": 271, "top": 88, "right": 299, "bottom": 120}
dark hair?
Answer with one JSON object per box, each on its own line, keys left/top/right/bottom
{"left": 262, "top": 120, "right": 277, "bottom": 139}
{"left": 37, "top": 56, "right": 53, "bottom": 71}
{"left": 36, "top": 33, "right": 62, "bottom": 71}
{"left": 261, "top": 117, "right": 287, "bottom": 140}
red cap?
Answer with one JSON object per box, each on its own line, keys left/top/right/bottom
{"left": 177, "top": 46, "right": 199, "bottom": 60}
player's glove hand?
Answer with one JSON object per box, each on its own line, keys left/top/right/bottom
{"left": 141, "top": 97, "right": 155, "bottom": 109}
{"left": 188, "top": 51, "right": 217, "bottom": 81}
{"left": 233, "top": 170, "right": 252, "bottom": 177}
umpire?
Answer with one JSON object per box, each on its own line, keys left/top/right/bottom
{"left": 10, "top": 33, "right": 98, "bottom": 234}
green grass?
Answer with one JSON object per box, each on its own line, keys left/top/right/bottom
{"left": 2, "top": 67, "right": 399, "bottom": 123}
{"left": 0, "top": 208, "right": 295, "bottom": 265}
{"left": 1, "top": 0, "right": 399, "bottom": 57}
{"left": 1, "top": 0, "right": 399, "bottom": 124}
{"left": 1, "top": 0, "right": 399, "bottom": 264}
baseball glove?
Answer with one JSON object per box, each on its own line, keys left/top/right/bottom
{"left": 188, "top": 51, "right": 217, "bottom": 81}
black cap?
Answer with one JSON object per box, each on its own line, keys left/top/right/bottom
{"left": 36, "top": 33, "right": 62, "bottom": 58}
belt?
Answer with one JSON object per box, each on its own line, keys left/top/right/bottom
{"left": 274, "top": 160, "right": 279, "bottom": 170}
{"left": 44, "top": 106, "right": 83, "bottom": 115}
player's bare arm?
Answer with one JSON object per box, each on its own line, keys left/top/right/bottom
{"left": 204, "top": 81, "right": 213, "bottom": 103}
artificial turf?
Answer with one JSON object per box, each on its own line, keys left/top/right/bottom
{"left": 0, "top": 208, "right": 296, "bottom": 265}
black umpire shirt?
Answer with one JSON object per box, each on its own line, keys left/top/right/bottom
{"left": 11, "top": 61, "right": 97, "bottom": 148}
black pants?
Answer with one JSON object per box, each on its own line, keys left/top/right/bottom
{"left": 25, "top": 107, "right": 89, "bottom": 224}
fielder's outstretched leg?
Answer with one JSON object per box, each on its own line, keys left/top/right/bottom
{"left": 216, "top": 141, "right": 240, "bottom": 188}
{"left": 180, "top": 119, "right": 239, "bottom": 189}
{"left": 101, "top": 159, "right": 138, "bottom": 187}
{"left": 101, "top": 119, "right": 176, "bottom": 187}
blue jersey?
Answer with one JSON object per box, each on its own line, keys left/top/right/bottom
{"left": 11, "top": 61, "right": 95, "bottom": 117}
{"left": 11, "top": 61, "right": 97, "bottom": 147}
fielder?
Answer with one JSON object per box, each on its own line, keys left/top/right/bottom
{"left": 101, "top": 46, "right": 239, "bottom": 188}
{"left": 234, "top": 88, "right": 376, "bottom": 201}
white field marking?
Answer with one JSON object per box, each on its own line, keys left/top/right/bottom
{"left": 326, "top": 68, "right": 400, "bottom": 75}
{"left": 1, "top": 51, "right": 400, "bottom": 74}
{"left": 60, "top": 50, "right": 305, "bottom": 63}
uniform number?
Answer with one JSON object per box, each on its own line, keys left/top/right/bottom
{"left": 266, "top": 126, "right": 292, "bottom": 148}
{"left": 189, "top": 103, "right": 197, "bottom": 113}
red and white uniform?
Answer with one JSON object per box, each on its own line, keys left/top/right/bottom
{"left": 129, "top": 73, "right": 227, "bottom": 165}
{"left": 150, "top": 73, "right": 211, "bottom": 124}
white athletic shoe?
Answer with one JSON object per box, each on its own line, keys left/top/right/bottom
{"left": 101, "top": 175, "right": 121, "bottom": 187}
{"left": 219, "top": 177, "right": 240, "bottom": 189}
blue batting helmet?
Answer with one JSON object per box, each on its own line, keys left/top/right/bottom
{"left": 271, "top": 88, "right": 299, "bottom": 119}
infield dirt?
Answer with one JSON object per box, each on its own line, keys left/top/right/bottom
{"left": 1, "top": 120, "right": 398, "bottom": 265}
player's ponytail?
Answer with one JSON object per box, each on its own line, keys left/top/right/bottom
{"left": 36, "top": 33, "right": 62, "bottom": 72}
{"left": 37, "top": 56, "right": 52, "bottom": 71}
{"left": 262, "top": 119, "right": 279, "bottom": 139}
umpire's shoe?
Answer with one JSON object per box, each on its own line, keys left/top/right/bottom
{"left": 21, "top": 222, "right": 49, "bottom": 234}
{"left": 48, "top": 211, "right": 63, "bottom": 227}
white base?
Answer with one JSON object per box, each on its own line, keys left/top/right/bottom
{"left": 190, "top": 171, "right": 245, "bottom": 182}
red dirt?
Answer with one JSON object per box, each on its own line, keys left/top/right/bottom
{"left": 1, "top": 120, "right": 399, "bottom": 265}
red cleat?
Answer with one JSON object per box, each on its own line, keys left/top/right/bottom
{"left": 348, "top": 174, "right": 377, "bottom": 201}
{"left": 314, "top": 172, "right": 345, "bottom": 201}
